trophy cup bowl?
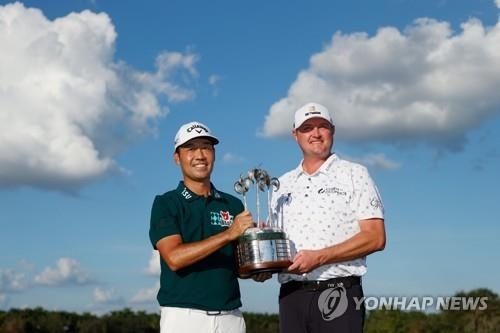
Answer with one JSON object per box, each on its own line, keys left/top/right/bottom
{"left": 236, "top": 227, "right": 292, "bottom": 278}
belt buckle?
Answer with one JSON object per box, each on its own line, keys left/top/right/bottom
{"left": 206, "top": 310, "right": 222, "bottom": 316}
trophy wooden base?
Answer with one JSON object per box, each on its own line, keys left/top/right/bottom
{"left": 238, "top": 259, "right": 293, "bottom": 278}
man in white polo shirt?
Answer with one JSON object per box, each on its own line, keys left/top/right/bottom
{"left": 271, "top": 102, "right": 386, "bottom": 333}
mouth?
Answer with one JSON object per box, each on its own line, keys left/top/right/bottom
{"left": 192, "top": 163, "right": 208, "bottom": 169}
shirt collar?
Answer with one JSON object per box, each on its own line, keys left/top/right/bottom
{"left": 175, "top": 181, "right": 223, "bottom": 202}
{"left": 292, "top": 153, "right": 338, "bottom": 180}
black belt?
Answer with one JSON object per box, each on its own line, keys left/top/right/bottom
{"left": 282, "top": 276, "right": 361, "bottom": 293}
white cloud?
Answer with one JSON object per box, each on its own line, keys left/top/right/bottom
{"left": 144, "top": 250, "right": 160, "bottom": 276}
{"left": 130, "top": 281, "right": 159, "bottom": 303}
{"left": 222, "top": 152, "right": 244, "bottom": 164}
{"left": 208, "top": 74, "right": 221, "bottom": 96}
{"left": 93, "top": 287, "right": 123, "bottom": 304}
{"left": 0, "top": 293, "right": 7, "bottom": 307}
{"left": 357, "top": 153, "right": 400, "bottom": 170}
{"left": 261, "top": 16, "right": 500, "bottom": 152}
{"left": 209, "top": 74, "right": 220, "bottom": 85}
{"left": 33, "top": 257, "right": 92, "bottom": 286}
{"left": 0, "top": 269, "right": 27, "bottom": 292}
{"left": 0, "top": 3, "right": 199, "bottom": 192}
{"left": 495, "top": 0, "right": 500, "bottom": 9}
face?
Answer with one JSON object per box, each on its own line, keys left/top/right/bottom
{"left": 174, "top": 138, "right": 215, "bottom": 183}
{"left": 293, "top": 118, "right": 334, "bottom": 159}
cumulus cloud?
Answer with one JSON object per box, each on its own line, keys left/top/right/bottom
{"left": 144, "top": 250, "right": 160, "bottom": 276}
{"left": 496, "top": 0, "right": 500, "bottom": 9}
{"left": 93, "top": 287, "right": 124, "bottom": 305}
{"left": 222, "top": 152, "right": 244, "bottom": 164}
{"left": 0, "top": 3, "right": 199, "bottom": 192}
{"left": 352, "top": 153, "right": 400, "bottom": 170}
{"left": 209, "top": 74, "right": 220, "bottom": 85}
{"left": 130, "top": 281, "right": 159, "bottom": 303}
{"left": 0, "top": 293, "right": 7, "bottom": 307}
{"left": 0, "top": 269, "right": 27, "bottom": 292}
{"left": 261, "top": 16, "right": 500, "bottom": 152}
{"left": 208, "top": 74, "right": 221, "bottom": 96}
{"left": 33, "top": 257, "right": 92, "bottom": 286}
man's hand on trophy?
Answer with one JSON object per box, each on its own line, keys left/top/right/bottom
{"left": 251, "top": 272, "right": 273, "bottom": 282}
{"left": 227, "top": 210, "right": 254, "bottom": 240}
{"left": 287, "top": 250, "right": 322, "bottom": 274}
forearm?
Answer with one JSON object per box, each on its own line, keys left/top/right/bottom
{"left": 157, "top": 231, "right": 233, "bottom": 271}
{"left": 319, "top": 228, "right": 385, "bottom": 265}
{"left": 288, "top": 218, "right": 385, "bottom": 274}
{"left": 157, "top": 210, "right": 254, "bottom": 271}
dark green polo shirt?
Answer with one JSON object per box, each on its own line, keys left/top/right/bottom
{"left": 149, "top": 181, "right": 244, "bottom": 311}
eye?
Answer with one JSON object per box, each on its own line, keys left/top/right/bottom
{"left": 298, "top": 125, "right": 314, "bottom": 133}
{"left": 182, "top": 144, "right": 195, "bottom": 151}
{"left": 318, "top": 123, "right": 332, "bottom": 130}
{"left": 200, "top": 144, "right": 214, "bottom": 151}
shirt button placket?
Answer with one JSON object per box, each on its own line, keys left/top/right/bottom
{"left": 304, "top": 177, "right": 312, "bottom": 197}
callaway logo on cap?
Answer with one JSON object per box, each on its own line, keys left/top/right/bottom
{"left": 174, "top": 121, "right": 219, "bottom": 149}
{"left": 293, "top": 102, "right": 333, "bottom": 129}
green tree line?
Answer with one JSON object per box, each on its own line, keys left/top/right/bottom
{"left": 1, "top": 288, "right": 498, "bottom": 333}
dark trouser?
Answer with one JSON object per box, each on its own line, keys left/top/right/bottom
{"left": 279, "top": 276, "right": 365, "bottom": 333}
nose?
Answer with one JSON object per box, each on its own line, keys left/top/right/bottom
{"left": 192, "top": 147, "right": 207, "bottom": 158}
{"left": 311, "top": 126, "right": 322, "bottom": 136}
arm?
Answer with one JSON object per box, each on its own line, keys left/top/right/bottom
{"left": 287, "top": 218, "right": 386, "bottom": 274}
{"left": 156, "top": 210, "right": 254, "bottom": 271}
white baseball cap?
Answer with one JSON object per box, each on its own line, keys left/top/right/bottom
{"left": 293, "top": 102, "right": 333, "bottom": 129}
{"left": 174, "top": 121, "right": 219, "bottom": 149}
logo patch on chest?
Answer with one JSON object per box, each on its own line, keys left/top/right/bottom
{"left": 317, "top": 187, "right": 347, "bottom": 196}
{"left": 209, "top": 210, "right": 234, "bottom": 226}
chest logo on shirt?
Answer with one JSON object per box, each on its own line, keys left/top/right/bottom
{"left": 318, "top": 187, "right": 347, "bottom": 196}
{"left": 209, "top": 210, "right": 234, "bottom": 227}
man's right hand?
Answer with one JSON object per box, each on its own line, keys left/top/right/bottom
{"left": 227, "top": 210, "right": 254, "bottom": 240}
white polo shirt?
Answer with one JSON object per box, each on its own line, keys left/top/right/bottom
{"left": 271, "top": 153, "right": 384, "bottom": 283}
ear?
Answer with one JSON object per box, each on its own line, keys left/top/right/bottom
{"left": 331, "top": 125, "right": 336, "bottom": 135}
{"left": 292, "top": 129, "right": 298, "bottom": 142}
{"left": 173, "top": 151, "right": 180, "bottom": 165}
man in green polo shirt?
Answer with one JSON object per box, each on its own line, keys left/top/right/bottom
{"left": 149, "top": 121, "right": 260, "bottom": 333}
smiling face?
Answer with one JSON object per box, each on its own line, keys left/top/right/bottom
{"left": 293, "top": 117, "right": 335, "bottom": 160}
{"left": 174, "top": 137, "right": 215, "bottom": 185}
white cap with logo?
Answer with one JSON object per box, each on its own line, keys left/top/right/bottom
{"left": 174, "top": 121, "right": 219, "bottom": 149}
{"left": 293, "top": 102, "right": 333, "bottom": 129}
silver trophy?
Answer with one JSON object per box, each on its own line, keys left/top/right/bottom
{"left": 234, "top": 168, "right": 292, "bottom": 277}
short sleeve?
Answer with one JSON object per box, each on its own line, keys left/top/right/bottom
{"left": 149, "top": 195, "right": 180, "bottom": 249}
{"left": 353, "top": 166, "right": 384, "bottom": 221}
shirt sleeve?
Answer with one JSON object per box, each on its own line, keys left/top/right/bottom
{"left": 149, "top": 195, "right": 181, "bottom": 249}
{"left": 353, "top": 165, "right": 385, "bottom": 221}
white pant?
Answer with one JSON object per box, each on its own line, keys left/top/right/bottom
{"left": 160, "top": 306, "right": 246, "bottom": 333}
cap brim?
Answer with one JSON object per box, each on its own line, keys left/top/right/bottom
{"left": 176, "top": 136, "right": 219, "bottom": 149}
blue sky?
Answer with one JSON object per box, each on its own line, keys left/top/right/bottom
{"left": 1, "top": 0, "right": 499, "bottom": 315}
